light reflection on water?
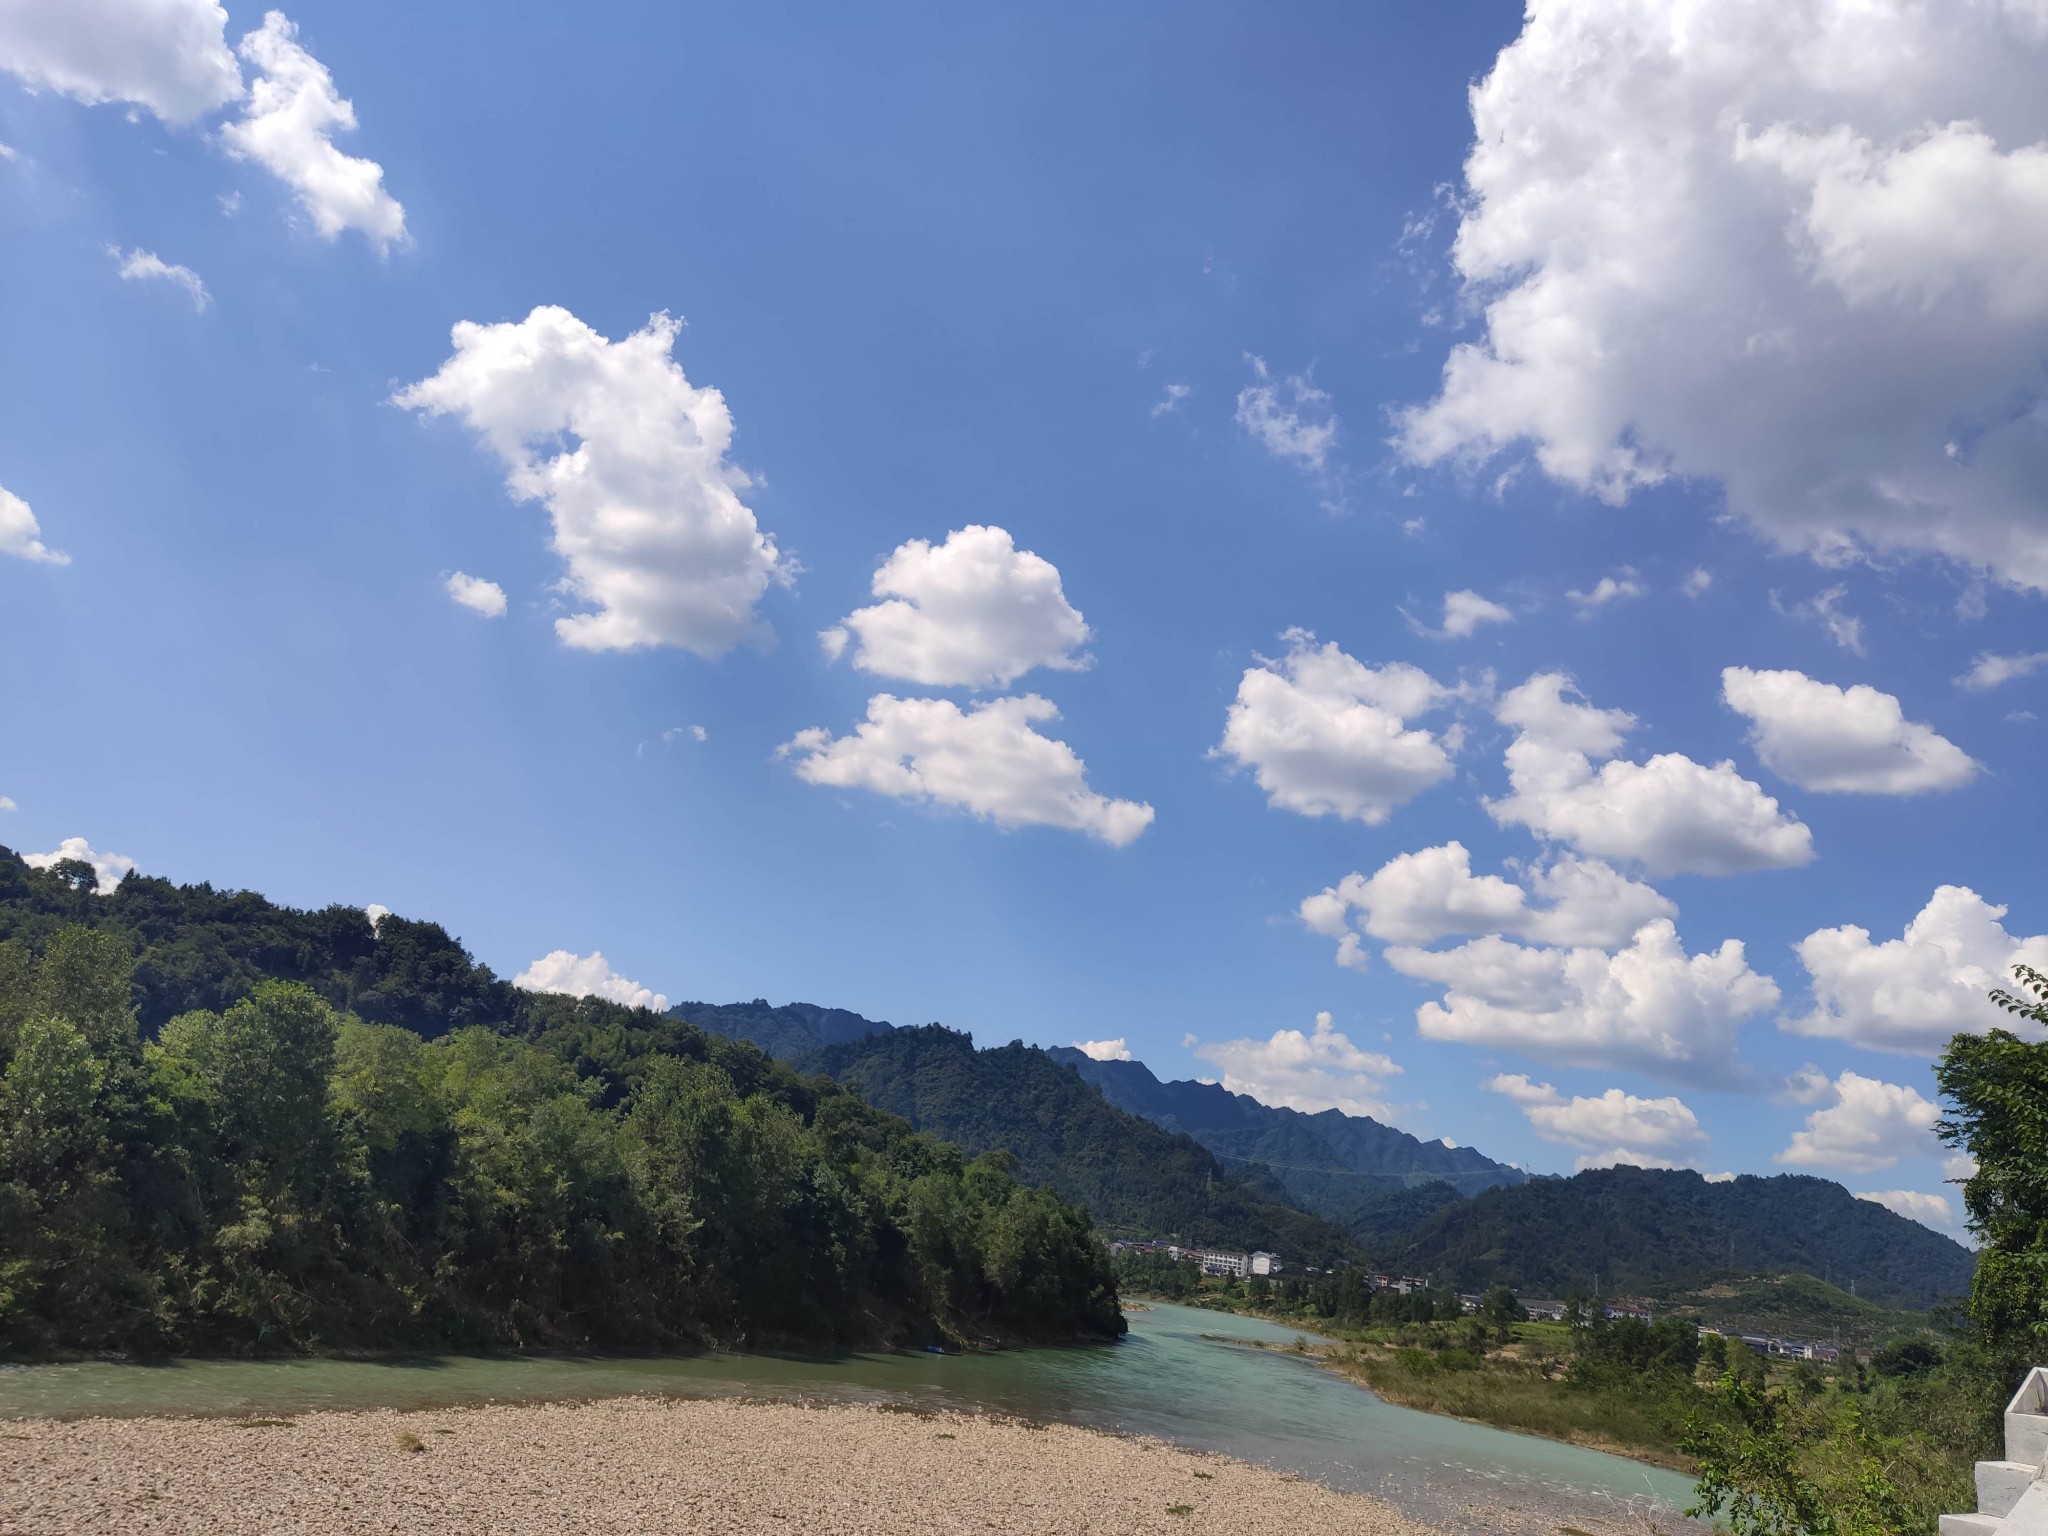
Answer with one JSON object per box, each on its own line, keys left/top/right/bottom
{"left": 0, "top": 1302, "right": 1695, "bottom": 1528}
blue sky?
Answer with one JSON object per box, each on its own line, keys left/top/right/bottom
{"left": 4, "top": 0, "right": 2045, "bottom": 1235}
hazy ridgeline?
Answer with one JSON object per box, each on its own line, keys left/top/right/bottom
{"left": 0, "top": 850, "right": 1123, "bottom": 1357}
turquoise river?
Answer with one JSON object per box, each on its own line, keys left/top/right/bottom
{"left": 0, "top": 1302, "right": 1698, "bottom": 1530}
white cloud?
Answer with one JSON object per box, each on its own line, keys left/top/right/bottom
{"left": 1488, "top": 672, "right": 1814, "bottom": 876}
{"left": 444, "top": 570, "right": 507, "bottom": 618}
{"left": 1396, "top": 0, "right": 2048, "bottom": 594}
{"left": 513, "top": 949, "right": 669, "bottom": 1013}
{"left": 1215, "top": 630, "right": 1459, "bottom": 825}
{"left": 1944, "top": 1152, "right": 1979, "bottom": 1182}
{"left": 1682, "top": 567, "right": 1714, "bottom": 598}
{"left": 0, "top": 140, "right": 16, "bottom": 162}
{"left": 1390, "top": 919, "right": 1780, "bottom": 1082}
{"left": 1774, "top": 586, "right": 1865, "bottom": 656}
{"left": 1407, "top": 589, "right": 1514, "bottom": 640}
{"left": 0, "top": 796, "right": 16, "bottom": 812}
{"left": 0, "top": 485, "right": 68, "bottom": 565}
{"left": 0, "top": 0, "right": 241, "bottom": 123}
{"left": 781, "top": 693, "right": 1154, "bottom": 847}
{"left": 1566, "top": 569, "right": 1645, "bottom": 614}
{"left": 1777, "top": 1069, "right": 1939, "bottom": 1173}
{"left": 1073, "top": 1038, "right": 1132, "bottom": 1062}
{"left": 1191, "top": 1010, "right": 1401, "bottom": 1118}
{"left": 1151, "top": 382, "right": 1191, "bottom": 418}
{"left": 1722, "top": 666, "right": 1977, "bottom": 794}
{"left": 1855, "top": 1188, "right": 1958, "bottom": 1233}
{"left": 395, "top": 307, "right": 792, "bottom": 657}
{"left": 820, "top": 525, "right": 1090, "bottom": 688}
{"left": 1235, "top": 356, "right": 1337, "bottom": 471}
{"left": 23, "top": 836, "right": 138, "bottom": 894}
{"left": 110, "top": 247, "right": 209, "bottom": 311}
{"left": 1787, "top": 884, "right": 2048, "bottom": 1053}
{"left": 1300, "top": 842, "right": 1674, "bottom": 972}
{"left": 364, "top": 902, "right": 390, "bottom": 930}
{"left": 1959, "top": 650, "right": 2048, "bottom": 691}
{"left": 661, "top": 724, "right": 708, "bottom": 745}
{"left": 1485, "top": 1074, "right": 1708, "bottom": 1169}
{"left": 220, "top": 12, "right": 405, "bottom": 251}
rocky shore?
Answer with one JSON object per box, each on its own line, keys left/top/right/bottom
{"left": 1, "top": 1395, "right": 1448, "bottom": 1535}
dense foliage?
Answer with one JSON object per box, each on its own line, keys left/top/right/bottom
{"left": 1939, "top": 962, "right": 2048, "bottom": 1382}
{"left": 797, "top": 1026, "right": 1362, "bottom": 1265}
{"left": 1393, "top": 1165, "right": 1975, "bottom": 1311}
{"left": 0, "top": 851, "right": 1123, "bottom": 1356}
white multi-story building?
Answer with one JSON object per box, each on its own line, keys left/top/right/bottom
{"left": 1249, "top": 1251, "right": 1281, "bottom": 1276}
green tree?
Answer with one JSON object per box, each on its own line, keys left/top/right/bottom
{"left": 1683, "top": 1377, "right": 1833, "bottom": 1536}
{"left": 1937, "top": 963, "right": 2048, "bottom": 1380}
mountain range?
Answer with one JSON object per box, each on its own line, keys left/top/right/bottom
{"left": 670, "top": 995, "right": 1976, "bottom": 1316}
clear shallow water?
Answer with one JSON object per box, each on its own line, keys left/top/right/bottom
{"left": 0, "top": 1303, "right": 1694, "bottom": 1528}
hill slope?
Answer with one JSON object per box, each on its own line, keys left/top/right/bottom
{"left": 0, "top": 849, "right": 1123, "bottom": 1354}
{"left": 796, "top": 1026, "right": 1362, "bottom": 1265}
{"left": 1048, "top": 1048, "right": 1523, "bottom": 1215}
{"left": 669, "top": 998, "right": 889, "bottom": 1060}
{"left": 1393, "top": 1165, "right": 1974, "bottom": 1311}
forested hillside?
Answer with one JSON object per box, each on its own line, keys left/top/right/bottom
{"left": 670, "top": 998, "right": 890, "bottom": 1060}
{"left": 0, "top": 848, "right": 1123, "bottom": 1357}
{"left": 797, "top": 1026, "right": 1362, "bottom": 1265}
{"left": 1394, "top": 1165, "right": 1975, "bottom": 1310}
{"left": 1047, "top": 1046, "right": 1522, "bottom": 1238}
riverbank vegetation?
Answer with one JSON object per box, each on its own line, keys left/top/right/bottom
{"left": 1123, "top": 963, "right": 2048, "bottom": 1536}
{"left": 0, "top": 851, "right": 1123, "bottom": 1357}
{"left": 1129, "top": 1263, "right": 1985, "bottom": 1524}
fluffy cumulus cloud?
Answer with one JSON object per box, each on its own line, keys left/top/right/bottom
{"left": 1215, "top": 630, "right": 1460, "bottom": 825}
{"left": 1787, "top": 884, "right": 2048, "bottom": 1053}
{"left": 1389, "top": 920, "right": 1780, "bottom": 1082}
{"left": 1959, "top": 650, "right": 2048, "bottom": 691}
{"left": 0, "top": 485, "right": 67, "bottom": 565}
{"left": 1485, "top": 1073, "right": 1706, "bottom": 1172}
{"left": 1488, "top": 673, "right": 1813, "bottom": 876}
{"left": 1406, "top": 589, "right": 1513, "bottom": 640}
{"left": 1235, "top": 357, "right": 1337, "bottom": 472}
{"left": 110, "top": 247, "right": 210, "bottom": 311}
{"left": 512, "top": 949, "right": 669, "bottom": 1013}
{"left": 1777, "top": 1069, "right": 1939, "bottom": 1173}
{"left": 1072, "top": 1038, "right": 1132, "bottom": 1062}
{"left": 1722, "top": 667, "right": 1978, "bottom": 794}
{"left": 1190, "top": 1011, "right": 1401, "bottom": 1118}
{"left": 395, "top": 308, "right": 792, "bottom": 657}
{"left": 220, "top": 12, "right": 406, "bottom": 251}
{"left": 24, "top": 837, "right": 139, "bottom": 894}
{"left": 1566, "top": 570, "right": 1645, "bottom": 614}
{"left": 1397, "top": 0, "right": 2048, "bottom": 592}
{"left": 781, "top": 693, "right": 1154, "bottom": 846}
{"left": 1855, "top": 1188, "right": 1959, "bottom": 1234}
{"left": 820, "top": 525, "right": 1091, "bottom": 688}
{"left": 0, "top": 0, "right": 241, "bottom": 123}
{"left": 1300, "top": 841, "right": 1674, "bottom": 971}
{"left": 443, "top": 571, "right": 506, "bottom": 618}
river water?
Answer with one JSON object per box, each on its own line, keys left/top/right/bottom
{"left": 0, "top": 1302, "right": 1696, "bottom": 1530}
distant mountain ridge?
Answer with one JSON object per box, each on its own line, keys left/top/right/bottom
{"left": 801, "top": 1025, "right": 1365, "bottom": 1265}
{"left": 1046, "top": 1048, "right": 1525, "bottom": 1223}
{"left": 1392, "top": 1165, "right": 1975, "bottom": 1312}
{"left": 666, "top": 1000, "right": 1363, "bottom": 1263}
{"left": 665, "top": 1000, "right": 1527, "bottom": 1239}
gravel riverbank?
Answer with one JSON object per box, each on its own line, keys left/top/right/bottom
{"left": 2, "top": 1395, "right": 1451, "bottom": 1535}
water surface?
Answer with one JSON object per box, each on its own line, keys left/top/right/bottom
{"left": 0, "top": 1303, "right": 1693, "bottom": 1528}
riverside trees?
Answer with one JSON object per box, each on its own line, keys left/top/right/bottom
{"left": 0, "top": 865, "right": 1124, "bottom": 1357}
